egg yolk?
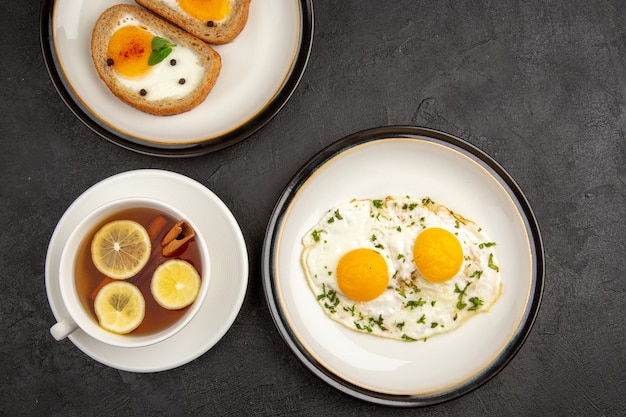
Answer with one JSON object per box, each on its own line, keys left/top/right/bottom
{"left": 336, "top": 248, "right": 388, "bottom": 302}
{"left": 107, "top": 26, "right": 153, "bottom": 78}
{"left": 413, "top": 228, "right": 463, "bottom": 283}
{"left": 178, "top": 0, "right": 231, "bottom": 22}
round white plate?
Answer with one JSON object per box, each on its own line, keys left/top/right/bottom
{"left": 46, "top": 169, "right": 249, "bottom": 372}
{"left": 262, "top": 127, "right": 544, "bottom": 406}
{"left": 40, "top": 0, "right": 314, "bottom": 156}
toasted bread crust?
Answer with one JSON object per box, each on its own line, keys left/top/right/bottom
{"left": 135, "top": 0, "right": 251, "bottom": 44}
{"left": 91, "top": 4, "right": 221, "bottom": 116}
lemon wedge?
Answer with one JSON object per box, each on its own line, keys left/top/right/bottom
{"left": 91, "top": 220, "right": 151, "bottom": 279}
{"left": 94, "top": 281, "right": 145, "bottom": 334}
{"left": 151, "top": 259, "right": 201, "bottom": 310}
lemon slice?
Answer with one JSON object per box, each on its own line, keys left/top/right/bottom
{"left": 94, "top": 281, "right": 145, "bottom": 334}
{"left": 151, "top": 259, "right": 201, "bottom": 310}
{"left": 91, "top": 220, "right": 151, "bottom": 279}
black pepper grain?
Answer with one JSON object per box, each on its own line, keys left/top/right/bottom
{"left": 178, "top": 78, "right": 186, "bottom": 85}
{"left": 106, "top": 58, "right": 114, "bottom": 66}
{"left": 139, "top": 89, "right": 147, "bottom": 96}
{"left": 206, "top": 20, "right": 214, "bottom": 27}
{"left": 170, "top": 59, "right": 176, "bottom": 66}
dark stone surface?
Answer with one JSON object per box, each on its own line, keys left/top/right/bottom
{"left": 1, "top": 0, "right": 624, "bottom": 415}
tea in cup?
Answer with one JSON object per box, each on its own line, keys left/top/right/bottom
{"left": 50, "top": 197, "right": 210, "bottom": 348}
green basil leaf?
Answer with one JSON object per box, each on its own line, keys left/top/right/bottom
{"left": 151, "top": 36, "right": 175, "bottom": 51}
{"left": 148, "top": 37, "right": 175, "bottom": 66}
{"left": 148, "top": 47, "right": 172, "bottom": 66}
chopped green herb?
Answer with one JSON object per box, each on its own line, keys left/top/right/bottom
{"left": 369, "top": 314, "right": 387, "bottom": 331}
{"left": 343, "top": 304, "right": 355, "bottom": 316}
{"left": 324, "top": 299, "right": 339, "bottom": 313}
{"left": 373, "top": 199, "right": 383, "bottom": 208}
{"left": 396, "top": 321, "right": 405, "bottom": 330}
{"left": 404, "top": 298, "right": 426, "bottom": 310}
{"left": 468, "top": 297, "right": 484, "bottom": 311}
{"left": 397, "top": 226, "right": 402, "bottom": 232}
{"left": 470, "top": 270, "right": 483, "bottom": 279}
{"left": 402, "top": 334, "right": 416, "bottom": 341}
{"left": 431, "top": 300, "right": 436, "bottom": 307}
{"left": 317, "top": 284, "right": 339, "bottom": 313}
{"left": 479, "top": 242, "right": 496, "bottom": 249}
{"left": 354, "top": 321, "right": 373, "bottom": 332}
{"left": 417, "top": 314, "right": 426, "bottom": 324}
{"left": 334, "top": 209, "right": 343, "bottom": 220}
{"left": 488, "top": 253, "right": 500, "bottom": 272}
{"left": 311, "top": 229, "right": 323, "bottom": 242}
{"left": 316, "top": 284, "right": 327, "bottom": 300}
{"left": 327, "top": 217, "right": 335, "bottom": 224}
{"left": 454, "top": 282, "right": 470, "bottom": 310}
{"left": 430, "top": 322, "right": 439, "bottom": 328}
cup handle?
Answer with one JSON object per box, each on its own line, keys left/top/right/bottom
{"left": 50, "top": 319, "right": 79, "bottom": 341}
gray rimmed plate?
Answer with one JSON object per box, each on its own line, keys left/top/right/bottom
{"left": 40, "top": 0, "right": 313, "bottom": 157}
{"left": 262, "top": 126, "right": 544, "bottom": 406}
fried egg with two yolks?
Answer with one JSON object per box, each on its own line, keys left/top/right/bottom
{"left": 106, "top": 14, "right": 205, "bottom": 101}
{"left": 301, "top": 196, "right": 503, "bottom": 342}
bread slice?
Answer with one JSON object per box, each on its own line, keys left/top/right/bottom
{"left": 91, "top": 4, "right": 221, "bottom": 116}
{"left": 135, "top": 0, "right": 251, "bottom": 44}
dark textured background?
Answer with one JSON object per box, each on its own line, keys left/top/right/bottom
{"left": 1, "top": 0, "right": 625, "bottom": 415}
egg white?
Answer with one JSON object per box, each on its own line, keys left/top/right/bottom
{"left": 110, "top": 14, "right": 205, "bottom": 101}
{"left": 301, "top": 196, "right": 503, "bottom": 342}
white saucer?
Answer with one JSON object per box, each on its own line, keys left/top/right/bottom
{"left": 45, "top": 169, "right": 248, "bottom": 372}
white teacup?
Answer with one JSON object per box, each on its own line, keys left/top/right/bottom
{"left": 50, "top": 197, "right": 210, "bottom": 348}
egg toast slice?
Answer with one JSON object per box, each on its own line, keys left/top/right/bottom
{"left": 135, "top": 0, "right": 252, "bottom": 44}
{"left": 91, "top": 4, "right": 221, "bottom": 116}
